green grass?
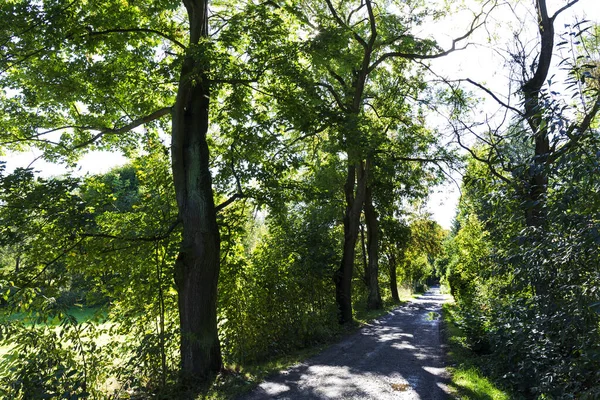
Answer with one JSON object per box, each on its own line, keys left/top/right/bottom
{"left": 0, "top": 306, "right": 108, "bottom": 359}
{"left": 451, "top": 368, "right": 510, "bottom": 400}
{"left": 442, "top": 302, "right": 513, "bottom": 400}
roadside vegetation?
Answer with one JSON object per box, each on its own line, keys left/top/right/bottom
{"left": 1, "top": 0, "right": 599, "bottom": 399}
{"left": 443, "top": 302, "right": 513, "bottom": 400}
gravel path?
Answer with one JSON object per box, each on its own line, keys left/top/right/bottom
{"left": 239, "top": 286, "right": 452, "bottom": 399}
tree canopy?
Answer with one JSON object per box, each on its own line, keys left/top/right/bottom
{"left": 0, "top": 0, "right": 599, "bottom": 398}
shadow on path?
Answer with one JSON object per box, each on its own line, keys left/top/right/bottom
{"left": 239, "top": 286, "right": 452, "bottom": 400}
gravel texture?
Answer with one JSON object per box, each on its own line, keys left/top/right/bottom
{"left": 239, "top": 286, "right": 452, "bottom": 399}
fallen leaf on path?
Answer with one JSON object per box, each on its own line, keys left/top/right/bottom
{"left": 391, "top": 383, "right": 410, "bottom": 391}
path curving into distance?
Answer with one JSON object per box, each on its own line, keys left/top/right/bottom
{"left": 239, "top": 286, "right": 453, "bottom": 399}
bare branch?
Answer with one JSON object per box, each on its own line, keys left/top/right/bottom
{"left": 454, "top": 127, "right": 512, "bottom": 184}
{"left": 465, "top": 78, "right": 523, "bottom": 116}
{"left": 433, "top": 160, "right": 464, "bottom": 196}
{"left": 368, "top": 32, "right": 471, "bottom": 72}
{"left": 368, "top": 2, "right": 492, "bottom": 72}
{"left": 551, "top": 0, "right": 579, "bottom": 21}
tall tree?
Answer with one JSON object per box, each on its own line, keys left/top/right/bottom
{"left": 171, "top": 0, "right": 221, "bottom": 378}
{"left": 0, "top": 0, "right": 282, "bottom": 380}
{"left": 285, "top": 0, "right": 477, "bottom": 321}
{"left": 457, "top": 0, "right": 600, "bottom": 227}
{"left": 519, "top": 0, "right": 599, "bottom": 227}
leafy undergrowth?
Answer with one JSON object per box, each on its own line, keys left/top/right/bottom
{"left": 1, "top": 295, "right": 415, "bottom": 399}
{"left": 0, "top": 306, "right": 107, "bottom": 355}
{"left": 0, "top": 305, "right": 106, "bottom": 325}
{"left": 199, "top": 295, "right": 411, "bottom": 400}
{"left": 442, "top": 302, "right": 515, "bottom": 400}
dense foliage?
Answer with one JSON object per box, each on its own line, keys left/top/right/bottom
{"left": 0, "top": 154, "right": 443, "bottom": 397}
{"left": 443, "top": 144, "right": 600, "bottom": 397}
{"left": 439, "top": 11, "right": 600, "bottom": 398}
{"left": 0, "top": 0, "right": 597, "bottom": 398}
{"left": 0, "top": 0, "right": 455, "bottom": 396}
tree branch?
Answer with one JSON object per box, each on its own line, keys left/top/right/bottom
{"left": 346, "top": 1, "right": 365, "bottom": 25}
{"left": 315, "top": 82, "right": 348, "bottom": 111}
{"left": 324, "top": 0, "right": 368, "bottom": 48}
{"left": 454, "top": 128, "right": 512, "bottom": 184}
{"left": 81, "top": 219, "right": 181, "bottom": 242}
{"left": 215, "top": 158, "right": 244, "bottom": 213}
{"left": 548, "top": 91, "right": 600, "bottom": 163}
{"left": 12, "top": 237, "right": 85, "bottom": 296}
{"left": 215, "top": 193, "right": 243, "bottom": 212}
{"left": 368, "top": 2, "right": 489, "bottom": 73}
{"left": 551, "top": 0, "right": 579, "bottom": 20}
{"left": 326, "top": 66, "right": 348, "bottom": 89}
{"left": 70, "top": 106, "right": 172, "bottom": 150}
{"left": 365, "top": 0, "right": 377, "bottom": 47}
{"left": 465, "top": 78, "right": 523, "bottom": 115}
{"left": 88, "top": 28, "right": 186, "bottom": 50}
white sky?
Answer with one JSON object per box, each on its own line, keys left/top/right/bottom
{"left": 1, "top": 0, "right": 598, "bottom": 229}
{"left": 1, "top": 149, "right": 127, "bottom": 177}
{"left": 424, "top": 0, "right": 599, "bottom": 229}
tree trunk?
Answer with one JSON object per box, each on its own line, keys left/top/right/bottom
{"left": 388, "top": 251, "right": 399, "bottom": 302}
{"left": 525, "top": 139, "right": 549, "bottom": 227}
{"left": 171, "top": 0, "right": 222, "bottom": 380}
{"left": 334, "top": 160, "right": 367, "bottom": 324}
{"left": 522, "top": 0, "right": 554, "bottom": 228}
{"left": 360, "top": 222, "right": 368, "bottom": 286}
{"left": 15, "top": 253, "right": 20, "bottom": 274}
{"left": 364, "top": 182, "right": 382, "bottom": 310}
{"left": 332, "top": 8, "right": 376, "bottom": 323}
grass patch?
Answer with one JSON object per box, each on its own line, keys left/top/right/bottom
{"left": 0, "top": 306, "right": 109, "bottom": 362}
{"left": 442, "top": 302, "right": 513, "bottom": 400}
{"left": 427, "top": 311, "right": 441, "bottom": 321}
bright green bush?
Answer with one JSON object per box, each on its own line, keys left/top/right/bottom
{"left": 445, "top": 145, "right": 600, "bottom": 398}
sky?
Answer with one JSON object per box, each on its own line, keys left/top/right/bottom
{"left": 1, "top": 149, "right": 127, "bottom": 177}
{"left": 1, "top": 0, "right": 598, "bottom": 229}
{"left": 422, "top": 0, "right": 599, "bottom": 229}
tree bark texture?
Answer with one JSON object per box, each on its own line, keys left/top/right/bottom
{"left": 522, "top": 0, "right": 554, "bottom": 227}
{"left": 334, "top": 160, "right": 367, "bottom": 324}
{"left": 171, "top": 0, "right": 222, "bottom": 380}
{"left": 364, "top": 182, "right": 382, "bottom": 310}
{"left": 388, "top": 251, "right": 399, "bottom": 302}
{"left": 360, "top": 222, "right": 369, "bottom": 286}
